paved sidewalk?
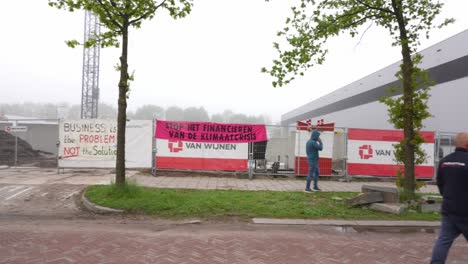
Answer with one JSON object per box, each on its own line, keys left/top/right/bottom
{"left": 132, "top": 175, "right": 439, "bottom": 193}
{"left": 0, "top": 168, "right": 444, "bottom": 230}
{"left": 0, "top": 168, "right": 439, "bottom": 193}
{"left": 252, "top": 218, "right": 441, "bottom": 227}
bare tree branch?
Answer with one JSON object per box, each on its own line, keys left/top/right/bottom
{"left": 354, "top": 20, "right": 374, "bottom": 50}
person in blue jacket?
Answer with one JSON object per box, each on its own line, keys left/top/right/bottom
{"left": 305, "top": 130, "right": 323, "bottom": 192}
{"left": 431, "top": 132, "right": 468, "bottom": 263}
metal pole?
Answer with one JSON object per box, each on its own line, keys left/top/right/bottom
{"left": 344, "top": 127, "right": 349, "bottom": 180}
{"left": 152, "top": 118, "right": 157, "bottom": 177}
{"left": 248, "top": 143, "right": 253, "bottom": 180}
{"left": 433, "top": 131, "right": 438, "bottom": 181}
{"left": 297, "top": 130, "right": 301, "bottom": 176}
{"left": 57, "top": 119, "right": 61, "bottom": 174}
{"left": 14, "top": 132, "right": 18, "bottom": 167}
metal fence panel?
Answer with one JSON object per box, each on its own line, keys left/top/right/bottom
{"left": 0, "top": 116, "right": 455, "bottom": 178}
{"left": 332, "top": 127, "right": 347, "bottom": 176}
{"left": 0, "top": 119, "right": 58, "bottom": 168}
{"left": 248, "top": 125, "right": 347, "bottom": 177}
{"left": 293, "top": 127, "right": 347, "bottom": 177}
{"left": 434, "top": 131, "right": 457, "bottom": 179}
{"left": 248, "top": 125, "right": 293, "bottom": 175}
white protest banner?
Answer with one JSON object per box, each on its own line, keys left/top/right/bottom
{"left": 59, "top": 119, "right": 152, "bottom": 168}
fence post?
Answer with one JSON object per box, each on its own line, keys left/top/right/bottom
{"left": 152, "top": 118, "right": 157, "bottom": 177}
{"left": 14, "top": 131, "right": 18, "bottom": 167}
{"left": 297, "top": 130, "right": 301, "bottom": 177}
{"left": 434, "top": 130, "right": 439, "bottom": 181}
{"left": 57, "top": 119, "right": 60, "bottom": 174}
{"left": 248, "top": 143, "right": 253, "bottom": 180}
{"left": 344, "top": 127, "right": 349, "bottom": 180}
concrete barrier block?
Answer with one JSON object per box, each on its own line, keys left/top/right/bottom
{"left": 370, "top": 203, "right": 407, "bottom": 214}
{"left": 362, "top": 185, "right": 399, "bottom": 203}
{"left": 346, "top": 192, "right": 384, "bottom": 206}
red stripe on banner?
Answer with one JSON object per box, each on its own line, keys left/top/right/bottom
{"left": 347, "top": 163, "right": 434, "bottom": 178}
{"left": 348, "top": 128, "right": 435, "bottom": 143}
{"left": 156, "top": 157, "right": 248, "bottom": 171}
{"left": 294, "top": 157, "right": 332, "bottom": 176}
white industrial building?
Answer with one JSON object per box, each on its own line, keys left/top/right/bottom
{"left": 281, "top": 29, "right": 468, "bottom": 133}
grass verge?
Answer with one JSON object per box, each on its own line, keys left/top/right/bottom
{"left": 85, "top": 184, "right": 441, "bottom": 221}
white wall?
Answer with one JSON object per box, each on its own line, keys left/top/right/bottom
{"left": 295, "top": 77, "right": 468, "bottom": 132}
{"left": 282, "top": 30, "right": 468, "bottom": 133}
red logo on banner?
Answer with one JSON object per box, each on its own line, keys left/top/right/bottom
{"left": 359, "top": 145, "right": 373, "bottom": 159}
{"left": 168, "top": 140, "right": 183, "bottom": 153}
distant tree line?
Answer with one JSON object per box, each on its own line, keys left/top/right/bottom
{"left": 0, "top": 103, "right": 272, "bottom": 124}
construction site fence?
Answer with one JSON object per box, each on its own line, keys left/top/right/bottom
{"left": 248, "top": 125, "right": 346, "bottom": 178}
{"left": 0, "top": 119, "right": 458, "bottom": 180}
{"left": 0, "top": 119, "right": 59, "bottom": 168}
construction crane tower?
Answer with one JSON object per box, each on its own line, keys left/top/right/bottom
{"left": 80, "top": 11, "right": 101, "bottom": 119}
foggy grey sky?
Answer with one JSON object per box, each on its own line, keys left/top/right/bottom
{"left": 1, "top": 0, "right": 467, "bottom": 123}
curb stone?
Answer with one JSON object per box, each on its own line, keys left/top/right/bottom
{"left": 252, "top": 218, "right": 441, "bottom": 228}
{"left": 81, "top": 192, "right": 124, "bottom": 214}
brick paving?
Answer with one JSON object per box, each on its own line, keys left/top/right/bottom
{"left": 0, "top": 223, "right": 467, "bottom": 264}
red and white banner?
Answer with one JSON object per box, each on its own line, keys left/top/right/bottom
{"left": 156, "top": 139, "right": 248, "bottom": 171}
{"left": 294, "top": 130, "right": 334, "bottom": 176}
{"left": 155, "top": 120, "right": 266, "bottom": 171}
{"left": 347, "top": 128, "right": 435, "bottom": 178}
{"left": 296, "top": 120, "right": 335, "bottom": 131}
{"left": 155, "top": 120, "right": 267, "bottom": 143}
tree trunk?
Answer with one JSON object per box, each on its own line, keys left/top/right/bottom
{"left": 115, "top": 24, "right": 129, "bottom": 187}
{"left": 392, "top": 0, "right": 416, "bottom": 196}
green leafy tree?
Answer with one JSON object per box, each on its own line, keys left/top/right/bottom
{"left": 182, "top": 106, "right": 210, "bottom": 122}
{"left": 49, "top": 0, "right": 192, "bottom": 187}
{"left": 66, "top": 104, "right": 82, "bottom": 119}
{"left": 165, "top": 105, "right": 184, "bottom": 121}
{"left": 98, "top": 103, "right": 118, "bottom": 119}
{"left": 210, "top": 113, "right": 224, "bottom": 123}
{"left": 263, "top": 0, "right": 453, "bottom": 198}
{"left": 221, "top": 109, "right": 234, "bottom": 123}
{"left": 133, "top": 104, "right": 164, "bottom": 120}
{"left": 0, "top": 102, "right": 64, "bottom": 119}
{"left": 210, "top": 110, "right": 270, "bottom": 124}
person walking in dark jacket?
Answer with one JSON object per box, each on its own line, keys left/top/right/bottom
{"left": 305, "top": 130, "right": 323, "bottom": 192}
{"left": 431, "top": 132, "right": 468, "bottom": 263}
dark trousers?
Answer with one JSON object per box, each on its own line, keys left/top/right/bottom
{"left": 431, "top": 215, "right": 468, "bottom": 263}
